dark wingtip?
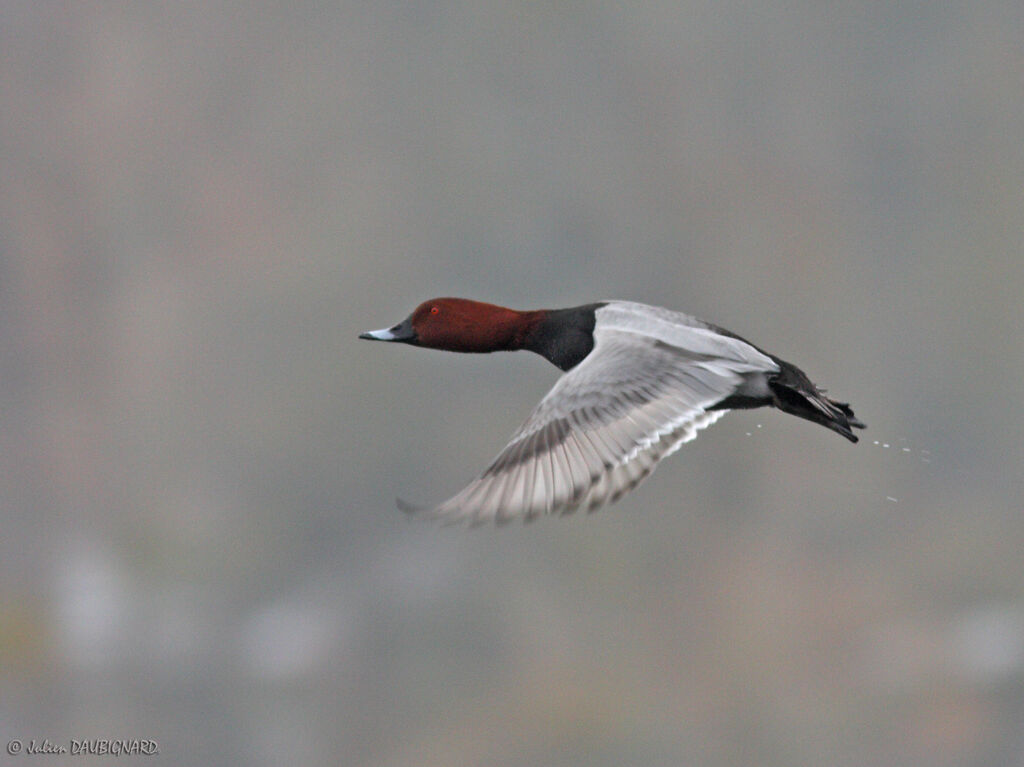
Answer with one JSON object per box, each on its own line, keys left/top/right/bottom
{"left": 396, "top": 497, "right": 423, "bottom": 515}
{"left": 396, "top": 497, "right": 457, "bottom": 526}
{"left": 397, "top": 497, "right": 488, "bottom": 527}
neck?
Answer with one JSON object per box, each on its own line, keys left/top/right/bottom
{"left": 507, "top": 310, "right": 548, "bottom": 351}
{"left": 422, "top": 301, "right": 546, "bottom": 354}
{"left": 421, "top": 299, "right": 601, "bottom": 371}
{"left": 467, "top": 307, "right": 547, "bottom": 354}
{"left": 517, "top": 304, "right": 602, "bottom": 371}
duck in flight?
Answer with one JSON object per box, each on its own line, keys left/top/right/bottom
{"left": 360, "top": 298, "right": 864, "bottom": 525}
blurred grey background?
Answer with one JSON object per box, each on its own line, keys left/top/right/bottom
{"left": 1, "top": 1, "right": 1023, "bottom": 765}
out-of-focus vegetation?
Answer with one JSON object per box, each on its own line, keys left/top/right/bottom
{"left": 1, "top": 2, "right": 1022, "bottom": 765}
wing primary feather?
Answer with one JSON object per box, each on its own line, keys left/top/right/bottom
{"left": 577, "top": 413, "right": 614, "bottom": 473}
{"left": 398, "top": 322, "right": 761, "bottom": 525}
{"left": 560, "top": 435, "right": 590, "bottom": 513}
{"left": 547, "top": 432, "right": 573, "bottom": 513}
{"left": 498, "top": 460, "right": 531, "bottom": 525}
{"left": 533, "top": 422, "right": 558, "bottom": 518}
{"left": 521, "top": 433, "right": 543, "bottom": 522}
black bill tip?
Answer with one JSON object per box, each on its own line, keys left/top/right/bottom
{"left": 359, "top": 316, "right": 416, "bottom": 343}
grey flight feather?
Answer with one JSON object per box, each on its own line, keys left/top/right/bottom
{"left": 399, "top": 304, "right": 781, "bottom": 525}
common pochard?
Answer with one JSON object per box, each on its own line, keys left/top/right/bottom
{"left": 361, "top": 298, "right": 864, "bottom": 525}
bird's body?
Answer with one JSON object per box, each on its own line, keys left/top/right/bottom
{"left": 360, "top": 298, "right": 864, "bottom": 525}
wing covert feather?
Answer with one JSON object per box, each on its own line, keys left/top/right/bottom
{"left": 402, "top": 325, "right": 774, "bottom": 524}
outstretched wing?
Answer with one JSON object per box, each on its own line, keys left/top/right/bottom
{"left": 400, "top": 318, "right": 778, "bottom": 525}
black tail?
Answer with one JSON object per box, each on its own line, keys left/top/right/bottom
{"left": 768, "top": 358, "right": 866, "bottom": 443}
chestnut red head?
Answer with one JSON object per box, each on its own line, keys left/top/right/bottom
{"left": 360, "top": 298, "right": 537, "bottom": 353}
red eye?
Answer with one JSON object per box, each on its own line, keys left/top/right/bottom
{"left": 430, "top": 306, "right": 439, "bottom": 315}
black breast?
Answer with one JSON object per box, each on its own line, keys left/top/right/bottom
{"left": 522, "top": 303, "right": 605, "bottom": 371}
